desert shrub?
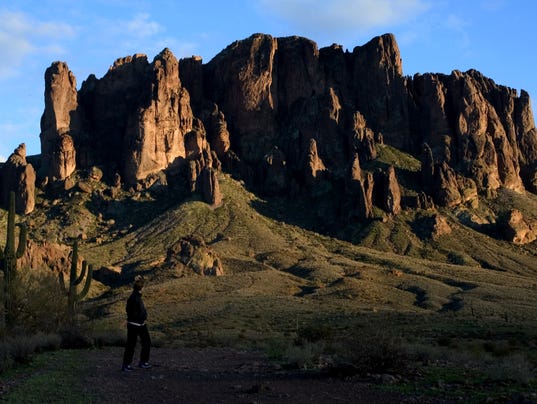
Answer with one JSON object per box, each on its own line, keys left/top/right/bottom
{"left": 284, "top": 341, "right": 326, "bottom": 370}
{"left": 335, "top": 330, "right": 408, "bottom": 375}
{"left": 10, "top": 267, "right": 67, "bottom": 333}
{"left": 60, "top": 326, "right": 94, "bottom": 349}
{"left": 91, "top": 328, "right": 126, "bottom": 347}
{"left": 0, "top": 332, "right": 61, "bottom": 372}
{"left": 487, "top": 353, "right": 535, "bottom": 385}
{"left": 295, "top": 323, "right": 333, "bottom": 345}
{"left": 0, "top": 343, "right": 14, "bottom": 373}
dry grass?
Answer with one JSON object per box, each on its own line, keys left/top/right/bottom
{"left": 1, "top": 171, "right": 536, "bottom": 396}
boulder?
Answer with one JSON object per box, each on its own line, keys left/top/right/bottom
{"left": 166, "top": 235, "right": 224, "bottom": 276}
{"left": 430, "top": 214, "right": 452, "bottom": 240}
{"left": 498, "top": 209, "right": 537, "bottom": 245}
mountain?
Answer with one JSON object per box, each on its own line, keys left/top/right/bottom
{"left": 2, "top": 33, "right": 537, "bottom": 222}
{"left": 1, "top": 33, "right": 536, "bottom": 399}
{"left": 0, "top": 34, "right": 537, "bottom": 278}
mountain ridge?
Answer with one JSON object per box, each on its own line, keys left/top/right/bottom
{"left": 1, "top": 32, "right": 537, "bottom": 253}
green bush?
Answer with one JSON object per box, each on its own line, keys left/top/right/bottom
{"left": 487, "top": 353, "right": 535, "bottom": 385}
{"left": 11, "top": 267, "right": 66, "bottom": 333}
{"left": 335, "top": 330, "right": 408, "bottom": 375}
{"left": 284, "top": 341, "right": 326, "bottom": 369}
{"left": 0, "top": 333, "right": 61, "bottom": 372}
{"left": 295, "top": 323, "right": 333, "bottom": 344}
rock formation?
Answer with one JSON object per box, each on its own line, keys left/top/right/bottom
{"left": 0, "top": 144, "right": 35, "bottom": 214}
{"left": 166, "top": 235, "right": 224, "bottom": 276}
{"left": 76, "top": 49, "right": 196, "bottom": 185}
{"left": 40, "top": 62, "right": 78, "bottom": 180}
{"left": 183, "top": 32, "right": 536, "bottom": 219}
{"left": 429, "top": 214, "right": 452, "bottom": 241}
{"left": 2, "top": 31, "right": 536, "bottom": 229}
{"left": 199, "top": 167, "right": 222, "bottom": 207}
{"left": 498, "top": 209, "right": 537, "bottom": 245}
{"left": 19, "top": 240, "right": 71, "bottom": 272}
{"left": 374, "top": 166, "right": 401, "bottom": 215}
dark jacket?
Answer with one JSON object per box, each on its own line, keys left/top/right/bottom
{"left": 126, "top": 291, "right": 147, "bottom": 325}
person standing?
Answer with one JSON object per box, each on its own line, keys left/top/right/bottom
{"left": 122, "top": 275, "right": 152, "bottom": 371}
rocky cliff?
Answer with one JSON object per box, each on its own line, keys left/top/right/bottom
{"left": 184, "top": 33, "right": 536, "bottom": 228}
{"left": 2, "top": 33, "right": 536, "bottom": 240}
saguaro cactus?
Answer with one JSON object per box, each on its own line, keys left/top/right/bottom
{"left": 0, "top": 191, "right": 27, "bottom": 328}
{"left": 59, "top": 241, "right": 93, "bottom": 320}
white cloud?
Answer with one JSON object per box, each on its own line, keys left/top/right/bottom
{"left": 0, "top": 155, "right": 6, "bottom": 163}
{"left": 88, "top": 12, "right": 167, "bottom": 60}
{"left": 445, "top": 14, "right": 470, "bottom": 49}
{"left": 480, "top": 0, "right": 506, "bottom": 11}
{"left": 125, "top": 13, "right": 162, "bottom": 38}
{"left": 84, "top": 12, "right": 200, "bottom": 67}
{"left": 0, "top": 10, "right": 75, "bottom": 79}
{"left": 258, "top": 0, "right": 430, "bottom": 33}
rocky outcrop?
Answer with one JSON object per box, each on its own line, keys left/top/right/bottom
{"left": 126, "top": 50, "right": 194, "bottom": 183}
{"left": 196, "top": 33, "right": 536, "bottom": 212}
{"left": 40, "top": 62, "right": 79, "bottom": 180}
{"left": 78, "top": 49, "right": 196, "bottom": 185}
{"left": 375, "top": 166, "right": 401, "bottom": 215}
{"left": 429, "top": 214, "right": 452, "bottom": 241}
{"left": 166, "top": 235, "right": 224, "bottom": 276}
{"left": 36, "top": 48, "right": 224, "bottom": 204}
{"left": 27, "top": 32, "right": 537, "bottom": 230}
{"left": 0, "top": 144, "right": 35, "bottom": 214}
{"left": 19, "top": 240, "right": 71, "bottom": 272}
{"left": 352, "top": 112, "right": 377, "bottom": 162}
{"left": 497, "top": 209, "right": 537, "bottom": 245}
{"left": 202, "top": 104, "right": 231, "bottom": 158}
{"left": 262, "top": 146, "right": 288, "bottom": 195}
{"left": 199, "top": 167, "right": 222, "bottom": 207}
{"left": 304, "top": 139, "right": 326, "bottom": 185}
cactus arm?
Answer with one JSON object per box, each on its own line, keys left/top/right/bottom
{"left": 62, "top": 241, "right": 93, "bottom": 320}
{"left": 58, "top": 272, "right": 67, "bottom": 293}
{"left": 16, "top": 224, "right": 26, "bottom": 259}
{"left": 70, "top": 241, "right": 79, "bottom": 281}
{"left": 74, "top": 261, "right": 87, "bottom": 285}
{"left": 5, "top": 192, "right": 15, "bottom": 257}
{"left": 77, "top": 264, "right": 93, "bottom": 300}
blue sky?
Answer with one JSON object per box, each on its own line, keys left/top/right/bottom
{"left": 0, "top": 0, "right": 536, "bottom": 161}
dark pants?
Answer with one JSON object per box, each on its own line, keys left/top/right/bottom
{"left": 123, "top": 323, "right": 151, "bottom": 366}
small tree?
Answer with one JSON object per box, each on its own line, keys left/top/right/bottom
{"left": 59, "top": 241, "right": 93, "bottom": 322}
{"left": 0, "top": 191, "right": 27, "bottom": 329}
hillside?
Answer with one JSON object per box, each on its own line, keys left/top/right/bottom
{"left": 5, "top": 169, "right": 533, "bottom": 342}
{"left": 0, "top": 32, "right": 536, "bottom": 400}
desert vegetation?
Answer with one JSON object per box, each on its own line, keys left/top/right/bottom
{"left": 0, "top": 31, "right": 536, "bottom": 402}
{"left": 0, "top": 173, "right": 534, "bottom": 402}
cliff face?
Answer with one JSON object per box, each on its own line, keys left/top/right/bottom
{"left": 184, "top": 33, "right": 537, "bottom": 216}
{"left": 75, "top": 49, "right": 196, "bottom": 184}
{"left": 39, "top": 62, "right": 78, "bottom": 180}
{"left": 17, "top": 33, "right": 536, "bottom": 229}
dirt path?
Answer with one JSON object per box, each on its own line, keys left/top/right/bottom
{"left": 81, "top": 347, "right": 443, "bottom": 403}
